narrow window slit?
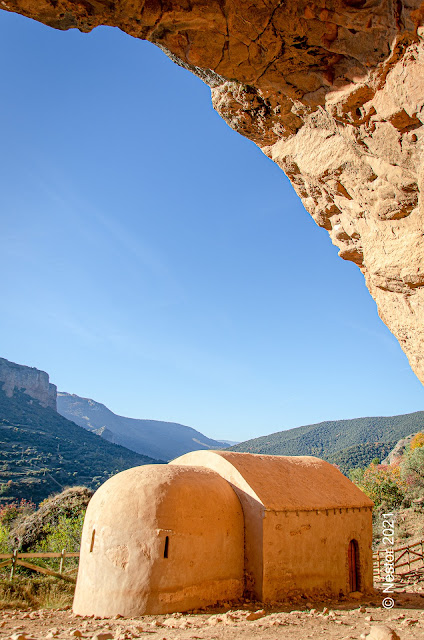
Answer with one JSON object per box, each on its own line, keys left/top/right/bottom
{"left": 348, "top": 539, "right": 360, "bottom": 592}
{"left": 90, "top": 529, "right": 96, "bottom": 553}
{"left": 164, "top": 536, "right": 169, "bottom": 559}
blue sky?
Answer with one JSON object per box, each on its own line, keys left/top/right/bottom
{"left": 1, "top": 10, "right": 423, "bottom": 442}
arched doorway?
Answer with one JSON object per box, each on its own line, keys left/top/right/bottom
{"left": 348, "top": 539, "right": 360, "bottom": 592}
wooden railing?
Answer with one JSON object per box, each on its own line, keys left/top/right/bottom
{"left": 0, "top": 550, "right": 80, "bottom": 582}
{"left": 373, "top": 539, "right": 424, "bottom": 579}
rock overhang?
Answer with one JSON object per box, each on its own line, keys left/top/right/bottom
{"left": 2, "top": 0, "right": 424, "bottom": 384}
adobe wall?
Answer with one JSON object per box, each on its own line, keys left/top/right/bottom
{"left": 172, "top": 452, "right": 267, "bottom": 600}
{"left": 173, "top": 451, "right": 373, "bottom": 601}
{"left": 73, "top": 464, "right": 244, "bottom": 616}
{"left": 262, "top": 506, "right": 373, "bottom": 601}
{"left": 231, "top": 488, "right": 264, "bottom": 599}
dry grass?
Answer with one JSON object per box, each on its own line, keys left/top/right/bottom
{"left": 0, "top": 576, "right": 74, "bottom": 610}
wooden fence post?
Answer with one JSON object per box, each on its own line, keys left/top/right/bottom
{"left": 9, "top": 549, "right": 17, "bottom": 581}
{"left": 59, "top": 549, "right": 66, "bottom": 574}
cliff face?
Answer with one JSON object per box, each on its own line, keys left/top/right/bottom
{"left": 382, "top": 433, "right": 416, "bottom": 464}
{"left": 0, "top": 357, "right": 57, "bottom": 410}
{"left": 3, "top": 0, "right": 424, "bottom": 383}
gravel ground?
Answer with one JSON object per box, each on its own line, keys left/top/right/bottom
{"left": 1, "top": 590, "right": 424, "bottom": 640}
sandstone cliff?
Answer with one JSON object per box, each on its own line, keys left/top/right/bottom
{"left": 0, "top": 357, "right": 57, "bottom": 410}
{"left": 3, "top": 0, "right": 424, "bottom": 383}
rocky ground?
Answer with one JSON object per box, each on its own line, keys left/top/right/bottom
{"left": 1, "top": 590, "right": 424, "bottom": 640}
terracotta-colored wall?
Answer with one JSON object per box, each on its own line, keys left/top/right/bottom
{"left": 172, "top": 451, "right": 373, "bottom": 601}
{"left": 74, "top": 453, "right": 374, "bottom": 616}
{"left": 262, "top": 507, "right": 373, "bottom": 601}
{"left": 230, "top": 488, "right": 264, "bottom": 599}
{"left": 73, "top": 465, "right": 244, "bottom": 616}
{"left": 172, "top": 452, "right": 266, "bottom": 600}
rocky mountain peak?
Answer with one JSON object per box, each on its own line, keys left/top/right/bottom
{"left": 0, "top": 357, "right": 57, "bottom": 411}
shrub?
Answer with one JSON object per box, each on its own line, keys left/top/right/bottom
{"left": 35, "top": 513, "right": 84, "bottom": 554}
{"left": 353, "top": 462, "right": 406, "bottom": 507}
{"left": 30, "top": 513, "right": 85, "bottom": 572}
{"left": 401, "top": 446, "right": 424, "bottom": 490}
{"left": 0, "top": 523, "right": 9, "bottom": 554}
{"left": 11, "top": 486, "right": 91, "bottom": 551}
{"left": 349, "top": 467, "right": 365, "bottom": 485}
{"left": 0, "top": 489, "right": 87, "bottom": 578}
{"left": 0, "top": 500, "right": 35, "bottom": 526}
{"left": 410, "top": 432, "right": 424, "bottom": 451}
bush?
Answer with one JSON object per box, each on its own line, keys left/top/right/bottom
{"left": 401, "top": 446, "right": 424, "bottom": 490}
{"left": 353, "top": 462, "right": 406, "bottom": 508}
{"left": 0, "top": 523, "right": 9, "bottom": 554}
{"left": 410, "top": 432, "right": 424, "bottom": 451}
{"left": 36, "top": 513, "right": 84, "bottom": 554}
{"left": 349, "top": 467, "right": 365, "bottom": 485}
{"left": 10, "top": 486, "right": 91, "bottom": 551}
{"left": 28, "top": 513, "right": 85, "bottom": 573}
{"left": 0, "top": 489, "right": 87, "bottom": 580}
{"left": 0, "top": 500, "right": 35, "bottom": 527}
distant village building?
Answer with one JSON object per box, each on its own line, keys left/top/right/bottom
{"left": 73, "top": 451, "right": 374, "bottom": 616}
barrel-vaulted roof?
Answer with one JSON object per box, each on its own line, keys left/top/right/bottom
{"left": 172, "top": 450, "right": 373, "bottom": 511}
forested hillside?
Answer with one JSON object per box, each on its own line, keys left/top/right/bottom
{"left": 231, "top": 412, "right": 424, "bottom": 474}
{"left": 0, "top": 388, "right": 161, "bottom": 504}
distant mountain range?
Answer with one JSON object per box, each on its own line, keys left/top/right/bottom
{"left": 231, "top": 412, "right": 424, "bottom": 474}
{"left": 2, "top": 355, "right": 423, "bottom": 503}
{"left": 57, "top": 393, "right": 226, "bottom": 461}
{"left": 0, "top": 386, "right": 161, "bottom": 504}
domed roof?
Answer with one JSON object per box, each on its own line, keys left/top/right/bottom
{"left": 84, "top": 462, "right": 245, "bottom": 527}
{"left": 73, "top": 463, "right": 244, "bottom": 617}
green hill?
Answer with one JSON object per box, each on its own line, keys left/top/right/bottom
{"left": 0, "top": 388, "right": 162, "bottom": 505}
{"left": 325, "top": 441, "right": 399, "bottom": 474}
{"left": 230, "top": 412, "right": 424, "bottom": 474}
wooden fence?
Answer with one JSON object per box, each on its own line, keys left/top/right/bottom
{"left": 373, "top": 539, "right": 424, "bottom": 580}
{"left": 0, "top": 550, "right": 80, "bottom": 582}
{"left": 1, "top": 540, "right": 422, "bottom": 585}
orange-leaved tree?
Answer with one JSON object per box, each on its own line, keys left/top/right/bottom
{"left": 410, "top": 432, "right": 424, "bottom": 451}
{"left": 355, "top": 462, "right": 406, "bottom": 507}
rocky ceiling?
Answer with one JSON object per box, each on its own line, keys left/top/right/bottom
{"left": 3, "top": 0, "right": 424, "bottom": 383}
